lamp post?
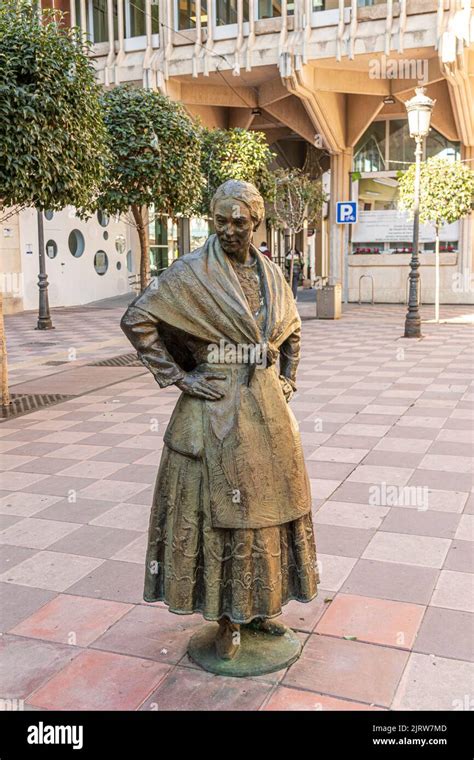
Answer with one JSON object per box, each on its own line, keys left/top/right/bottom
{"left": 403, "top": 87, "right": 435, "bottom": 338}
{"left": 36, "top": 209, "right": 53, "bottom": 330}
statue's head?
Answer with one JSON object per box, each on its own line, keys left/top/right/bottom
{"left": 211, "top": 180, "right": 265, "bottom": 256}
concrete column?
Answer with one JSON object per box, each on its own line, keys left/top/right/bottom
{"left": 459, "top": 145, "right": 474, "bottom": 280}
{"left": 329, "top": 149, "right": 352, "bottom": 293}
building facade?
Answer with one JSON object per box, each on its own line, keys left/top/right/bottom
{"left": 1, "top": 0, "right": 473, "bottom": 311}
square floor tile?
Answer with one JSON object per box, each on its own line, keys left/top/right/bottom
{"left": 284, "top": 634, "right": 408, "bottom": 707}
{"left": 48, "top": 525, "right": 142, "bottom": 559}
{"left": 380, "top": 508, "right": 460, "bottom": 539}
{"left": 139, "top": 667, "right": 272, "bottom": 711}
{"left": 66, "top": 560, "right": 146, "bottom": 604}
{"left": 0, "top": 582, "right": 56, "bottom": 631}
{"left": 0, "top": 551, "right": 104, "bottom": 592}
{"left": 392, "top": 652, "right": 474, "bottom": 710}
{"left": 431, "top": 570, "right": 474, "bottom": 613}
{"left": 414, "top": 607, "right": 474, "bottom": 662}
{"left": 90, "top": 502, "right": 150, "bottom": 531}
{"left": 315, "top": 593, "right": 425, "bottom": 649}
{"left": 341, "top": 559, "right": 438, "bottom": 605}
{"left": 362, "top": 532, "right": 451, "bottom": 569}
{"left": 444, "top": 540, "right": 474, "bottom": 573}
{"left": 111, "top": 533, "right": 148, "bottom": 563}
{"left": 90, "top": 604, "right": 202, "bottom": 664}
{"left": 317, "top": 554, "right": 357, "bottom": 592}
{"left": 313, "top": 524, "right": 374, "bottom": 558}
{"left": 10, "top": 594, "right": 131, "bottom": 646}
{"left": 2, "top": 634, "right": 79, "bottom": 699}
{"left": 0, "top": 545, "right": 37, "bottom": 574}
{"left": 36, "top": 497, "right": 115, "bottom": 524}
{"left": 0, "top": 518, "right": 78, "bottom": 549}
{"left": 26, "top": 649, "right": 170, "bottom": 710}
{"left": 315, "top": 501, "right": 388, "bottom": 530}
{"left": 263, "top": 686, "right": 384, "bottom": 711}
{"left": 78, "top": 480, "right": 149, "bottom": 502}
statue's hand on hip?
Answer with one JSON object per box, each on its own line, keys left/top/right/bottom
{"left": 279, "top": 375, "right": 296, "bottom": 403}
{"left": 175, "top": 370, "right": 227, "bottom": 401}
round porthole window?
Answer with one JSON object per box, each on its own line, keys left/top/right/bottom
{"left": 68, "top": 229, "right": 85, "bottom": 257}
{"left": 46, "top": 240, "right": 58, "bottom": 259}
{"left": 116, "top": 261, "right": 122, "bottom": 270}
{"left": 97, "top": 210, "right": 109, "bottom": 227}
{"left": 103, "top": 231, "right": 109, "bottom": 241}
{"left": 115, "top": 234, "right": 126, "bottom": 254}
{"left": 94, "top": 250, "right": 108, "bottom": 275}
{"left": 44, "top": 210, "right": 54, "bottom": 221}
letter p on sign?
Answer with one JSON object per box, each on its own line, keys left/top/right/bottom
{"left": 336, "top": 201, "right": 357, "bottom": 224}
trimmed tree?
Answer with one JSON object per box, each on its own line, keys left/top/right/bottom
{"left": 0, "top": 0, "right": 107, "bottom": 410}
{"left": 200, "top": 128, "right": 275, "bottom": 216}
{"left": 98, "top": 86, "right": 203, "bottom": 290}
{"left": 398, "top": 157, "right": 474, "bottom": 321}
{"left": 0, "top": 0, "right": 107, "bottom": 212}
{"left": 269, "top": 168, "right": 326, "bottom": 283}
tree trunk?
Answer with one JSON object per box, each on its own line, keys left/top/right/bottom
{"left": 0, "top": 293, "right": 10, "bottom": 414}
{"left": 131, "top": 204, "right": 150, "bottom": 292}
{"left": 289, "top": 231, "right": 295, "bottom": 296}
{"left": 435, "top": 225, "right": 440, "bottom": 323}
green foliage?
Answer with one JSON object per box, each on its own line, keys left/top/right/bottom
{"left": 0, "top": 0, "right": 107, "bottom": 210}
{"left": 268, "top": 168, "right": 326, "bottom": 233}
{"left": 97, "top": 86, "right": 203, "bottom": 218}
{"left": 199, "top": 128, "right": 275, "bottom": 215}
{"left": 397, "top": 157, "right": 474, "bottom": 228}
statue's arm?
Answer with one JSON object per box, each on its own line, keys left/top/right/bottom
{"left": 279, "top": 325, "right": 301, "bottom": 393}
{"left": 120, "top": 304, "right": 186, "bottom": 388}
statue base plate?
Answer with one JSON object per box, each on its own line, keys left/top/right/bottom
{"left": 187, "top": 623, "right": 302, "bottom": 677}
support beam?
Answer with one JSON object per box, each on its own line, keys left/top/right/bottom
{"left": 346, "top": 94, "right": 385, "bottom": 147}
{"left": 258, "top": 78, "right": 291, "bottom": 108}
{"left": 180, "top": 83, "right": 257, "bottom": 108}
{"left": 264, "top": 96, "right": 318, "bottom": 146}
{"left": 228, "top": 108, "right": 255, "bottom": 129}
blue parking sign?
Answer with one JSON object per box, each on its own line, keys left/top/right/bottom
{"left": 336, "top": 201, "right": 357, "bottom": 224}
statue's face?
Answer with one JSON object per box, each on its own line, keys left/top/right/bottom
{"left": 213, "top": 197, "right": 254, "bottom": 256}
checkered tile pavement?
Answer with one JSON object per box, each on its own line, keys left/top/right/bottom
{"left": 4, "top": 296, "right": 133, "bottom": 386}
{"left": 1, "top": 297, "right": 473, "bottom": 711}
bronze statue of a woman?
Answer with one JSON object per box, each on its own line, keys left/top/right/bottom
{"left": 121, "top": 180, "right": 319, "bottom": 676}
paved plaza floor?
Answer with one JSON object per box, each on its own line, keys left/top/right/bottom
{"left": 1, "top": 294, "right": 473, "bottom": 711}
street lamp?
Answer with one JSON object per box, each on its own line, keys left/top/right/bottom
{"left": 36, "top": 209, "right": 53, "bottom": 330}
{"left": 403, "top": 87, "right": 435, "bottom": 338}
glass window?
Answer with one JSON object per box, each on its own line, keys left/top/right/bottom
{"left": 44, "top": 210, "right": 54, "bottom": 221}
{"left": 426, "top": 132, "right": 460, "bottom": 162}
{"left": 126, "top": 250, "right": 133, "bottom": 271}
{"left": 215, "top": 0, "right": 249, "bottom": 25}
{"left": 115, "top": 234, "right": 126, "bottom": 254}
{"left": 97, "top": 210, "right": 110, "bottom": 227}
{"left": 177, "top": 0, "right": 208, "bottom": 30}
{"left": 258, "top": 0, "right": 281, "bottom": 19}
{"left": 388, "top": 119, "right": 414, "bottom": 169}
{"left": 94, "top": 250, "right": 109, "bottom": 275}
{"left": 90, "top": 0, "right": 108, "bottom": 42}
{"left": 68, "top": 230, "right": 85, "bottom": 257}
{"left": 46, "top": 240, "right": 58, "bottom": 259}
{"left": 126, "top": 0, "right": 159, "bottom": 37}
{"left": 358, "top": 177, "right": 398, "bottom": 211}
{"left": 354, "top": 121, "right": 386, "bottom": 173}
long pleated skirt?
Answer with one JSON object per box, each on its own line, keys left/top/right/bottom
{"left": 143, "top": 445, "right": 320, "bottom": 624}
